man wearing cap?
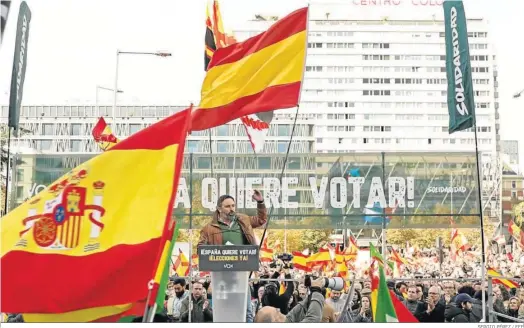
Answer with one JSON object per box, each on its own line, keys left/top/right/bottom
{"left": 444, "top": 293, "right": 480, "bottom": 322}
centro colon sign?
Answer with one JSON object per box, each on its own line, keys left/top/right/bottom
{"left": 352, "top": 0, "right": 443, "bottom": 5}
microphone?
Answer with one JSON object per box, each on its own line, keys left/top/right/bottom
{"left": 227, "top": 211, "right": 238, "bottom": 222}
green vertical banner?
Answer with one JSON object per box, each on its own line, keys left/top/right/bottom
{"left": 443, "top": 0, "right": 475, "bottom": 134}
{"left": 8, "top": 1, "right": 31, "bottom": 136}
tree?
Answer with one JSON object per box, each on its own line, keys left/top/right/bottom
{"left": 386, "top": 221, "right": 496, "bottom": 249}
{"left": 297, "top": 229, "right": 332, "bottom": 252}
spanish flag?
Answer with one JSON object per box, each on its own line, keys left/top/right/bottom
{"left": 204, "top": 3, "right": 217, "bottom": 70}
{"left": 174, "top": 249, "right": 190, "bottom": 277}
{"left": 390, "top": 248, "right": 406, "bottom": 264}
{"left": 191, "top": 254, "right": 199, "bottom": 270}
{"left": 192, "top": 7, "right": 308, "bottom": 131}
{"left": 291, "top": 251, "right": 310, "bottom": 271}
{"left": 344, "top": 233, "right": 359, "bottom": 261}
{"left": 92, "top": 117, "right": 119, "bottom": 151}
{"left": 1, "top": 107, "right": 192, "bottom": 322}
{"left": 487, "top": 268, "right": 519, "bottom": 289}
{"left": 508, "top": 220, "right": 524, "bottom": 247}
{"left": 335, "top": 258, "right": 349, "bottom": 280}
{"left": 260, "top": 238, "right": 273, "bottom": 263}
{"left": 307, "top": 246, "right": 331, "bottom": 268}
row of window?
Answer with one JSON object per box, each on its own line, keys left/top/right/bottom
{"left": 305, "top": 89, "right": 492, "bottom": 99}
{"left": 305, "top": 65, "right": 490, "bottom": 73}
{"left": 2, "top": 105, "right": 182, "bottom": 118}
{"left": 34, "top": 137, "right": 494, "bottom": 153}
{"left": 362, "top": 54, "right": 489, "bottom": 61}
{"left": 304, "top": 102, "right": 495, "bottom": 112}
{"left": 309, "top": 42, "right": 488, "bottom": 50}
{"left": 308, "top": 24, "right": 488, "bottom": 39}
{"left": 321, "top": 113, "right": 493, "bottom": 127}
{"left": 322, "top": 125, "right": 492, "bottom": 133}
{"left": 306, "top": 77, "right": 491, "bottom": 85}
{"left": 30, "top": 139, "right": 303, "bottom": 154}
{"left": 316, "top": 137, "right": 492, "bottom": 146}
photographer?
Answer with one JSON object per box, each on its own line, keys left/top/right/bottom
{"left": 255, "top": 277, "right": 325, "bottom": 323}
{"left": 260, "top": 260, "right": 295, "bottom": 314}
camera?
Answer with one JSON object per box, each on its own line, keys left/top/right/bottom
{"left": 304, "top": 274, "right": 344, "bottom": 291}
{"left": 264, "top": 281, "right": 279, "bottom": 296}
{"left": 277, "top": 253, "right": 293, "bottom": 262}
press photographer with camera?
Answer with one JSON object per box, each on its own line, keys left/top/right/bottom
{"left": 253, "top": 259, "right": 295, "bottom": 315}
{"left": 255, "top": 276, "right": 326, "bottom": 323}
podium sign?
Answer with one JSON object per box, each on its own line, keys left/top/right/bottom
{"left": 198, "top": 245, "right": 259, "bottom": 272}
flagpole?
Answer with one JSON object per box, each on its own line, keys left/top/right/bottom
{"left": 3, "top": 127, "right": 11, "bottom": 215}
{"left": 188, "top": 152, "right": 194, "bottom": 323}
{"left": 381, "top": 152, "right": 387, "bottom": 261}
{"left": 250, "top": 4, "right": 310, "bottom": 279}
{"left": 473, "top": 124, "right": 487, "bottom": 322}
{"left": 208, "top": 129, "right": 214, "bottom": 176}
{"left": 232, "top": 122, "right": 239, "bottom": 178}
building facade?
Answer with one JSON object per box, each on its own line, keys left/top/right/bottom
{"left": 501, "top": 140, "right": 519, "bottom": 167}
{"left": 1, "top": 2, "right": 503, "bottom": 231}
{"left": 234, "top": 3, "right": 502, "bottom": 226}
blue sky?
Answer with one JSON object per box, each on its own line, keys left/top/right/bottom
{"left": 0, "top": 0, "right": 523, "bottom": 166}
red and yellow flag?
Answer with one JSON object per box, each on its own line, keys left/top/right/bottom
{"left": 508, "top": 220, "right": 524, "bottom": 247}
{"left": 307, "top": 246, "right": 331, "bottom": 269}
{"left": 92, "top": 117, "right": 119, "bottom": 151}
{"left": 292, "top": 251, "right": 310, "bottom": 272}
{"left": 335, "top": 258, "right": 349, "bottom": 280}
{"left": 1, "top": 108, "right": 192, "bottom": 322}
{"left": 450, "top": 218, "right": 470, "bottom": 261}
{"left": 191, "top": 254, "right": 199, "bottom": 270}
{"left": 487, "top": 268, "right": 519, "bottom": 289}
{"left": 260, "top": 238, "right": 273, "bottom": 263}
{"left": 173, "top": 249, "right": 190, "bottom": 277}
{"left": 389, "top": 248, "right": 407, "bottom": 276}
{"left": 192, "top": 7, "right": 308, "bottom": 131}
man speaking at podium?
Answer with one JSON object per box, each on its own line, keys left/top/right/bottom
{"left": 197, "top": 190, "right": 267, "bottom": 323}
{"left": 198, "top": 190, "right": 267, "bottom": 246}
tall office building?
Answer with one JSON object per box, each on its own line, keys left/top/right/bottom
{"left": 234, "top": 2, "right": 502, "bottom": 225}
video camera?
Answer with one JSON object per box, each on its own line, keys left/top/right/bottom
{"left": 304, "top": 274, "right": 344, "bottom": 291}
{"left": 277, "top": 253, "right": 293, "bottom": 262}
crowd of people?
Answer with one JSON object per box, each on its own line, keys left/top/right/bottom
{"left": 160, "top": 252, "right": 524, "bottom": 323}
{"left": 4, "top": 245, "right": 524, "bottom": 323}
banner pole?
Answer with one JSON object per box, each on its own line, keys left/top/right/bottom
{"left": 474, "top": 124, "right": 487, "bottom": 322}
{"left": 3, "top": 127, "right": 11, "bottom": 214}
{"left": 381, "top": 151, "right": 387, "bottom": 261}
{"left": 188, "top": 152, "right": 194, "bottom": 323}
{"left": 232, "top": 123, "right": 239, "bottom": 178}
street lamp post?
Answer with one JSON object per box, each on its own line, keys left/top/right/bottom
{"left": 96, "top": 86, "right": 123, "bottom": 114}
{"left": 112, "top": 50, "right": 172, "bottom": 129}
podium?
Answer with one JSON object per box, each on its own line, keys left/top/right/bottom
{"left": 198, "top": 245, "right": 259, "bottom": 323}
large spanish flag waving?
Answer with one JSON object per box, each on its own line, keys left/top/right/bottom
{"left": 192, "top": 7, "right": 308, "bottom": 131}
{"left": 1, "top": 107, "right": 192, "bottom": 322}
